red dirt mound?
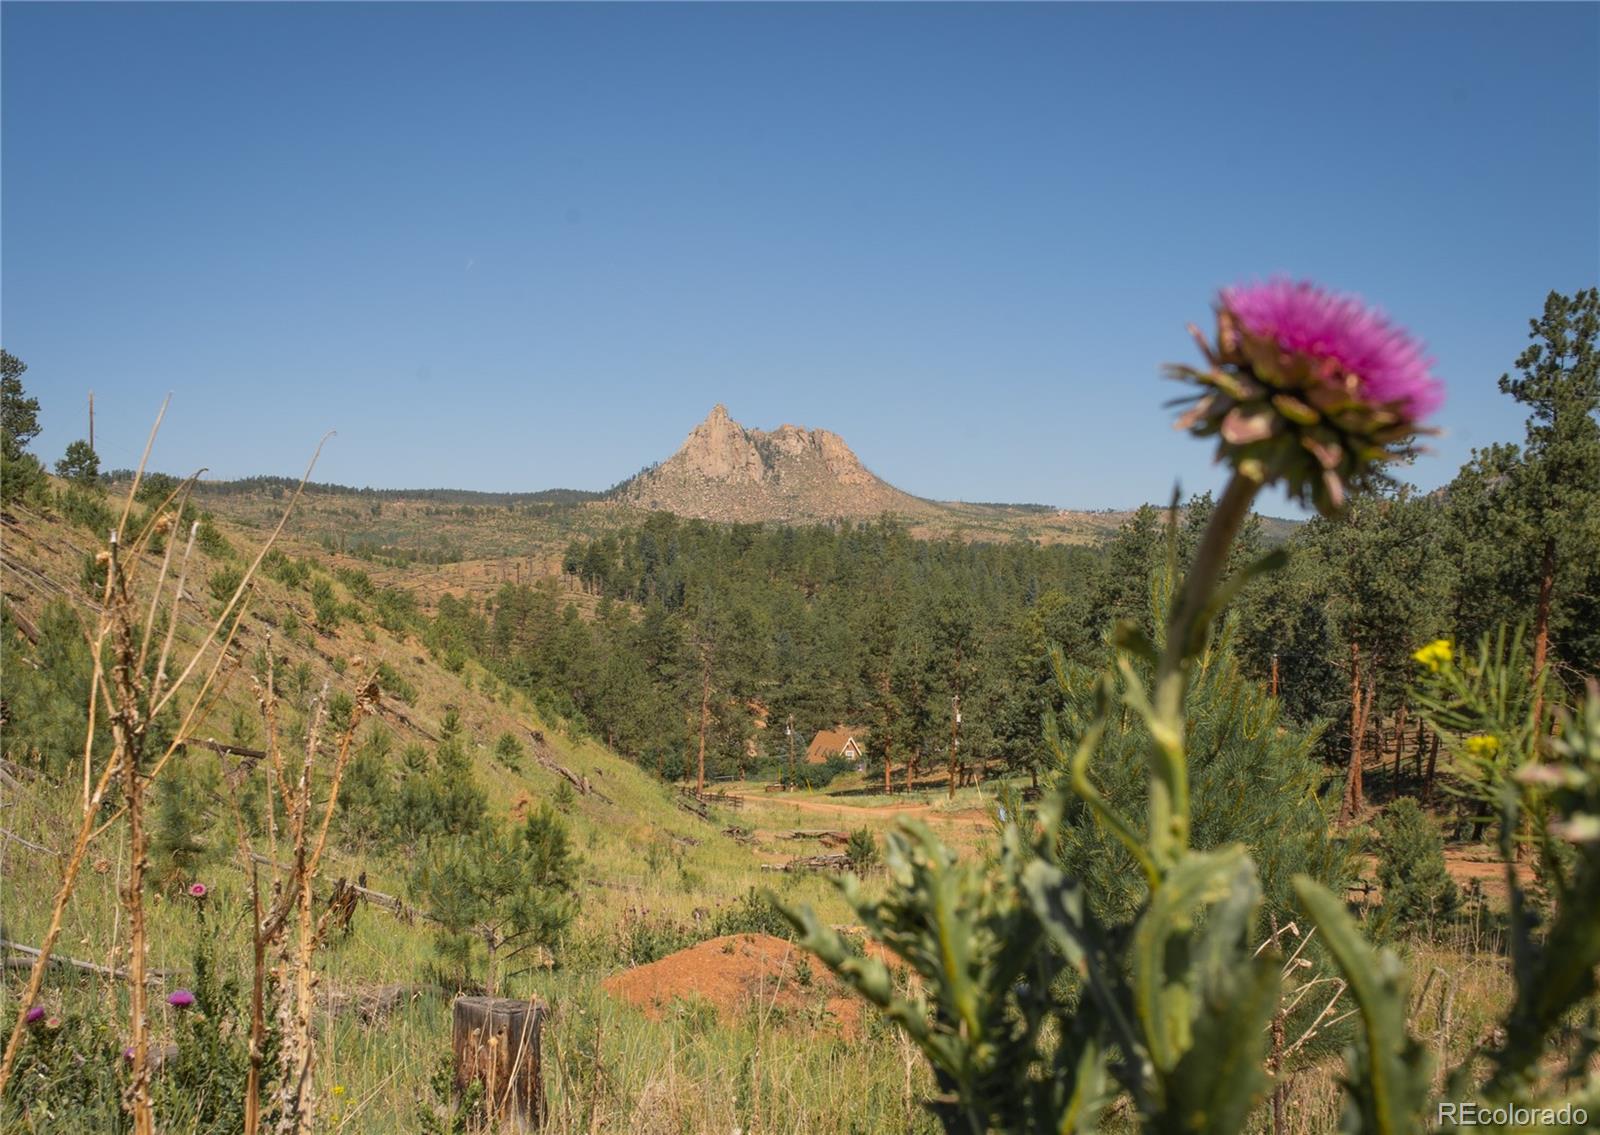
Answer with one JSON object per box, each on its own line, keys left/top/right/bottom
{"left": 601, "top": 934, "right": 862, "bottom": 1036}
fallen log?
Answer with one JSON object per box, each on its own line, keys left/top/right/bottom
{"left": 7, "top": 607, "right": 40, "bottom": 645}
{"left": 1, "top": 829, "right": 59, "bottom": 856}
{"left": 180, "top": 737, "right": 269, "bottom": 761}
{"left": 246, "top": 853, "right": 444, "bottom": 924}
{"left": 320, "top": 982, "right": 424, "bottom": 1022}
{"left": 532, "top": 749, "right": 613, "bottom": 805}
{"left": 762, "top": 853, "right": 852, "bottom": 873}
{"left": 676, "top": 796, "right": 711, "bottom": 821}
{"left": 1, "top": 940, "right": 175, "bottom": 984}
{"left": 379, "top": 703, "right": 440, "bottom": 742}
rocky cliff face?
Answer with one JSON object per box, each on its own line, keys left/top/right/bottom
{"left": 614, "top": 405, "right": 929, "bottom": 522}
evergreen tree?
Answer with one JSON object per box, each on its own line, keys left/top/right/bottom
{"left": 54, "top": 440, "right": 100, "bottom": 485}
{"left": 412, "top": 803, "right": 580, "bottom": 994}
{"left": 1, "top": 350, "right": 47, "bottom": 505}
{"left": 1052, "top": 613, "right": 1352, "bottom": 930}
{"left": 1497, "top": 288, "right": 1600, "bottom": 701}
{"left": 1374, "top": 797, "right": 1458, "bottom": 936}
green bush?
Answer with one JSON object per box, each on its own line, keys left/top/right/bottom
{"left": 1, "top": 599, "right": 109, "bottom": 778}
{"left": 208, "top": 564, "right": 244, "bottom": 606}
{"left": 1051, "top": 618, "right": 1352, "bottom": 930}
{"left": 149, "top": 756, "right": 221, "bottom": 891}
{"left": 310, "top": 576, "right": 341, "bottom": 630}
{"left": 56, "top": 483, "right": 114, "bottom": 533}
{"left": 712, "top": 886, "right": 795, "bottom": 940}
{"left": 620, "top": 911, "right": 698, "bottom": 965}
{"left": 1375, "top": 796, "right": 1459, "bottom": 935}
{"left": 195, "top": 513, "right": 235, "bottom": 559}
{"left": 334, "top": 565, "right": 375, "bottom": 601}
{"left": 845, "top": 827, "right": 879, "bottom": 872}
{"left": 493, "top": 730, "right": 523, "bottom": 768}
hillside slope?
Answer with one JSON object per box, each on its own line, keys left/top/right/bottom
{"left": 3, "top": 479, "right": 933, "bottom": 1130}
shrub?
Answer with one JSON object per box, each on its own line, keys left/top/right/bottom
{"left": 493, "top": 731, "right": 523, "bottom": 768}
{"left": 310, "top": 576, "right": 341, "bottom": 630}
{"left": 195, "top": 513, "right": 235, "bottom": 559}
{"left": 338, "top": 724, "right": 394, "bottom": 848}
{"left": 373, "top": 586, "right": 418, "bottom": 633}
{"left": 1375, "top": 796, "right": 1459, "bottom": 934}
{"left": 56, "top": 483, "right": 113, "bottom": 533}
{"left": 133, "top": 471, "right": 181, "bottom": 505}
{"left": 712, "top": 886, "right": 794, "bottom": 940}
{"left": 149, "top": 757, "right": 221, "bottom": 891}
{"left": 1, "top": 599, "right": 110, "bottom": 779}
{"left": 334, "top": 565, "right": 375, "bottom": 601}
{"left": 1050, "top": 618, "right": 1351, "bottom": 931}
{"left": 845, "top": 827, "right": 879, "bottom": 872}
{"left": 620, "top": 911, "right": 697, "bottom": 965}
{"left": 208, "top": 564, "right": 244, "bottom": 606}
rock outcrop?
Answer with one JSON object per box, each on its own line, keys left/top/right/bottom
{"left": 613, "top": 405, "right": 928, "bottom": 523}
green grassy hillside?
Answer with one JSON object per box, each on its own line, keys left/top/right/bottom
{"left": 1, "top": 478, "right": 986, "bottom": 1132}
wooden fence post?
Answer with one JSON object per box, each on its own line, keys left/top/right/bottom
{"left": 452, "top": 996, "right": 546, "bottom": 1130}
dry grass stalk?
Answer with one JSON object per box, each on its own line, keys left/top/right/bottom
{"left": 0, "top": 414, "right": 330, "bottom": 1112}
{"left": 219, "top": 645, "right": 378, "bottom": 1135}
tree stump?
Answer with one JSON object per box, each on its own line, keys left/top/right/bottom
{"left": 452, "top": 996, "right": 546, "bottom": 1130}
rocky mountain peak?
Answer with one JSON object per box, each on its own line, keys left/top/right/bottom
{"left": 614, "top": 406, "right": 922, "bottom": 522}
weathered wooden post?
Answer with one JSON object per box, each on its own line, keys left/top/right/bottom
{"left": 452, "top": 996, "right": 546, "bottom": 1130}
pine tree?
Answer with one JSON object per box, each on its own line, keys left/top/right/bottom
{"left": 1052, "top": 614, "right": 1352, "bottom": 929}
{"left": 1374, "top": 797, "right": 1458, "bottom": 936}
{"left": 411, "top": 804, "right": 579, "bottom": 994}
{"left": 1497, "top": 288, "right": 1600, "bottom": 713}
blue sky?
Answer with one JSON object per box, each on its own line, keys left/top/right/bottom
{"left": 3, "top": 3, "right": 1596, "bottom": 512}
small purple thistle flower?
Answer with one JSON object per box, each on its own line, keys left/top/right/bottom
{"left": 24, "top": 1006, "right": 45, "bottom": 1026}
{"left": 167, "top": 989, "right": 196, "bottom": 1009}
{"left": 188, "top": 882, "right": 208, "bottom": 899}
{"left": 124, "top": 1045, "right": 135, "bottom": 1062}
{"left": 44, "top": 1016, "right": 61, "bottom": 1030}
{"left": 1220, "top": 278, "right": 1443, "bottom": 422}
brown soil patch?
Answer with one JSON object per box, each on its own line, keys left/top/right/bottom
{"left": 601, "top": 934, "right": 862, "bottom": 1037}
{"left": 1442, "top": 845, "right": 1534, "bottom": 904}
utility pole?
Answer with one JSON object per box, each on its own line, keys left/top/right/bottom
{"left": 948, "top": 694, "right": 961, "bottom": 800}
{"left": 1270, "top": 652, "right": 1279, "bottom": 699}
{"left": 87, "top": 391, "right": 95, "bottom": 454}
{"left": 786, "top": 715, "right": 795, "bottom": 791}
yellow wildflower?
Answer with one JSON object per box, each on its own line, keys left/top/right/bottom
{"left": 1465, "top": 734, "right": 1500, "bottom": 759}
{"left": 332, "top": 1085, "right": 346, "bottom": 1097}
{"left": 1412, "top": 639, "right": 1453, "bottom": 673}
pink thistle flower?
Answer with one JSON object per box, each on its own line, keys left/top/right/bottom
{"left": 188, "top": 882, "right": 208, "bottom": 899}
{"left": 1169, "top": 279, "right": 1443, "bottom": 514}
{"left": 1220, "top": 278, "right": 1443, "bottom": 422}
{"left": 124, "top": 1046, "right": 136, "bottom": 1062}
{"left": 24, "top": 1006, "right": 45, "bottom": 1025}
{"left": 167, "top": 989, "right": 196, "bottom": 1009}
